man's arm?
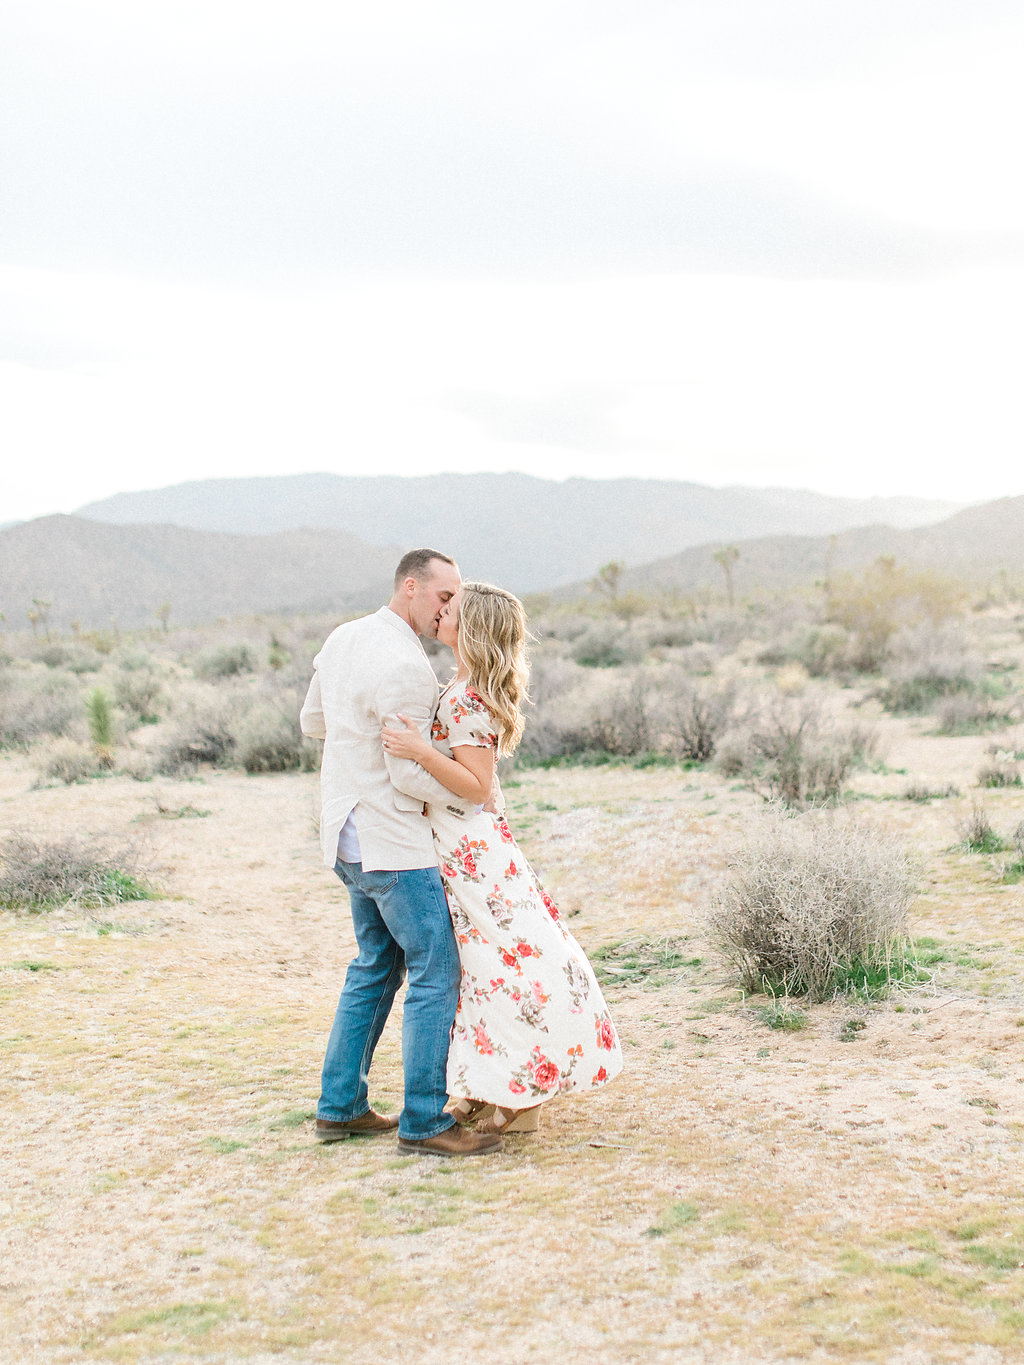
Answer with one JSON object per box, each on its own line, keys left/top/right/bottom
{"left": 299, "top": 668, "right": 327, "bottom": 740}
{"left": 376, "top": 674, "right": 467, "bottom": 810}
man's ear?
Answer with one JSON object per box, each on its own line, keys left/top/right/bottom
{"left": 400, "top": 576, "right": 417, "bottom": 598}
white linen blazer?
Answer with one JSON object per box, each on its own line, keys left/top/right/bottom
{"left": 299, "top": 606, "right": 469, "bottom": 872}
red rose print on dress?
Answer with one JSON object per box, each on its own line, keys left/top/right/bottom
{"left": 497, "top": 817, "right": 515, "bottom": 844}
{"left": 532, "top": 1057, "right": 560, "bottom": 1091}
{"left": 539, "top": 888, "right": 560, "bottom": 921}
{"left": 593, "top": 1066, "right": 608, "bottom": 1084}
{"left": 595, "top": 1013, "right": 617, "bottom": 1051}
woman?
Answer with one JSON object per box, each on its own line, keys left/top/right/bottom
{"left": 382, "top": 581, "right": 622, "bottom": 1135}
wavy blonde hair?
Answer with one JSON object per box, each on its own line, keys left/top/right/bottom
{"left": 457, "top": 581, "right": 530, "bottom": 757}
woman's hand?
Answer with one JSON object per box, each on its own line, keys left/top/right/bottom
{"left": 382, "top": 713, "right": 431, "bottom": 762}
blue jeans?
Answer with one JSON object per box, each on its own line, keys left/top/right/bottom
{"left": 318, "top": 860, "right": 460, "bottom": 1140}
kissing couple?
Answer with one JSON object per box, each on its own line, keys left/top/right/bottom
{"left": 300, "top": 548, "right": 622, "bottom": 1155}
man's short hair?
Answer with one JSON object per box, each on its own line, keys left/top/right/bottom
{"left": 393, "top": 548, "right": 457, "bottom": 590}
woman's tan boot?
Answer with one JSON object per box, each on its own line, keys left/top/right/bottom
{"left": 476, "top": 1104, "right": 540, "bottom": 1135}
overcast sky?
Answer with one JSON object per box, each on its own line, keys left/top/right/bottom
{"left": 3, "top": 0, "right": 1023, "bottom": 521}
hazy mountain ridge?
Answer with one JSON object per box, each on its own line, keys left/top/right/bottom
{"left": 601, "top": 496, "right": 1024, "bottom": 599}
{"left": 0, "top": 516, "right": 399, "bottom": 630}
{"left": 75, "top": 472, "right": 962, "bottom": 594}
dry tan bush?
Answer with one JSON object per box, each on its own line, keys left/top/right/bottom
{"left": 659, "top": 677, "right": 734, "bottom": 762}
{"left": 936, "top": 693, "right": 1016, "bottom": 735}
{"left": 720, "top": 700, "right": 878, "bottom": 806}
{"left": 36, "top": 737, "right": 100, "bottom": 785}
{"left": 194, "top": 642, "right": 256, "bottom": 680}
{"left": 977, "top": 758, "right": 1022, "bottom": 789}
{"left": 113, "top": 667, "right": 165, "bottom": 726}
{"left": 0, "top": 832, "right": 153, "bottom": 912}
{"left": 826, "top": 557, "right": 967, "bottom": 671}
{"left": 0, "top": 668, "right": 84, "bottom": 749}
{"left": 707, "top": 810, "right": 916, "bottom": 1001}
{"left": 236, "top": 703, "right": 319, "bottom": 773}
{"left": 156, "top": 688, "right": 241, "bottom": 774}
{"left": 878, "top": 624, "right": 983, "bottom": 713}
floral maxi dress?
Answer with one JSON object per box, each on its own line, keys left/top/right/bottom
{"left": 427, "top": 681, "right": 623, "bottom": 1108}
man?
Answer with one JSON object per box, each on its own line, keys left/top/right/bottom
{"left": 300, "top": 549, "right": 501, "bottom": 1156}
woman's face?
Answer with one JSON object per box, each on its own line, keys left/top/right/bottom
{"left": 436, "top": 590, "right": 461, "bottom": 650}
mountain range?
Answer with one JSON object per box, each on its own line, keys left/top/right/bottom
{"left": 0, "top": 516, "right": 398, "bottom": 631}
{"left": 75, "top": 473, "right": 958, "bottom": 594}
{"left": 598, "top": 496, "right": 1024, "bottom": 600}
{"left": 4, "top": 473, "right": 1019, "bottom": 632}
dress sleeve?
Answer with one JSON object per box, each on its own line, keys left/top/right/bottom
{"left": 446, "top": 685, "right": 500, "bottom": 751}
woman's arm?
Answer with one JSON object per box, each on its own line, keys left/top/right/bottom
{"left": 382, "top": 715, "right": 494, "bottom": 804}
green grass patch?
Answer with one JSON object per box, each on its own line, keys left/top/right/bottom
{"left": 110, "top": 1300, "right": 232, "bottom": 1337}
{"left": 4, "top": 959, "right": 60, "bottom": 972}
{"left": 749, "top": 999, "right": 808, "bottom": 1031}
{"left": 645, "top": 1200, "right": 700, "bottom": 1236}
{"left": 963, "top": 1244, "right": 1024, "bottom": 1271}
{"left": 204, "top": 1136, "right": 250, "bottom": 1154}
{"left": 592, "top": 935, "right": 702, "bottom": 989}
{"left": 266, "top": 1108, "right": 315, "bottom": 1130}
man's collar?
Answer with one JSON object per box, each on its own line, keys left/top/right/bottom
{"left": 377, "top": 605, "right": 428, "bottom": 657}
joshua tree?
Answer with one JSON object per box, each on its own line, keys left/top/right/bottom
{"left": 589, "top": 560, "right": 625, "bottom": 602}
{"left": 712, "top": 546, "right": 740, "bottom": 608}
{"left": 28, "top": 598, "right": 53, "bottom": 640}
{"left": 154, "top": 602, "right": 172, "bottom": 633}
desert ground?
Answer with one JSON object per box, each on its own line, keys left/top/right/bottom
{"left": 3, "top": 661, "right": 1024, "bottom": 1365}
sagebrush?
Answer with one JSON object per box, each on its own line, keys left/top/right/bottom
{"left": 707, "top": 811, "right": 916, "bottom": 1001}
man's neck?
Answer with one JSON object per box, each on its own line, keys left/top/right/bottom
{"left": 386, "top": 597, "right": 415, "bottom": 631}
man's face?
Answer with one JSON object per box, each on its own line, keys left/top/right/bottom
{"left": 408, "top": 560, "right": 461, "bottom": 638}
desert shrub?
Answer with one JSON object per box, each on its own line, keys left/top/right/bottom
{"left": 665, "top": 642, "right": 719, "bottom": 676}
{"left": 826, "top": 558, "right": 967, "bottom": 672}
{"left": 35, "top": 643, "right": 73, "bottom": 668}
{"left": 956, "top": 805, "right": 1006, "bottom": 854}
{"left": 156, "top": 690, "right": 240, "bottom": 773}
{"left": 0, "top": 833, "right": 153, "bottom": 912}
{"left": 878, "top": 625, "right": 983, "bottom": 713}
{"left": 758, "top": 625, "right": 850, "bottom": 679}
{"left": 1003, "top": 822, "right": 1024, "bottom": 882}
{"left": 707, "top": 810, "right": 916, "bottom": 1001}
{"left": 571, "top": 621, "right": 629, "bottom": 668}
{"left": 36, "top": 738, "right": 101, "bottom": 785}
{"left": 661, "top": 679, "right": 734, "bottom": 762}
{"left": 0, "top": 669, "right": 83, "bottom": 749}
{"left": 640, "top": 618, "right": 698, "bottom": 651}
{"left": 722, "top": 700, "right": 877, "bottom": 806}
{"left": 575, "top": 674, "right": 651, "bottom": 756}
{"left": 520, "top": 666, "right": 652, "bottom": 763}
{"left": 64, "top": 648, "right": 104, "bottom": 675}
{"left": 113, "top": 667, "right": 164, "bottom": 725}
{"left": 935, "top": 694, "right": 1015, "bottom": 735}
{"left": 195, "top": 642, "right": 256, "bottom": 680}
{"left": 533, "top": 612, "right": 598, "bottom": 644}
{"left": 236, "top": 703, "right": 319, "bottom": 773}
{"left": 977, "top": 759, "right": 1022, "bottom": 789}
{"left": 902, "top": 781, "right": 960, "bottom": 802}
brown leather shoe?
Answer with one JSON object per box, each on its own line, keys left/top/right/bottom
{"left": 316, "top": 1109, "right": 399, "bottom": 1142}
{"left": 398, "top": 1123, "right": 503, "bottom": 1157}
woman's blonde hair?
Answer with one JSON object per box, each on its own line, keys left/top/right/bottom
{"left": 457, "top": 581, "right": 530, "bottom": 757}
